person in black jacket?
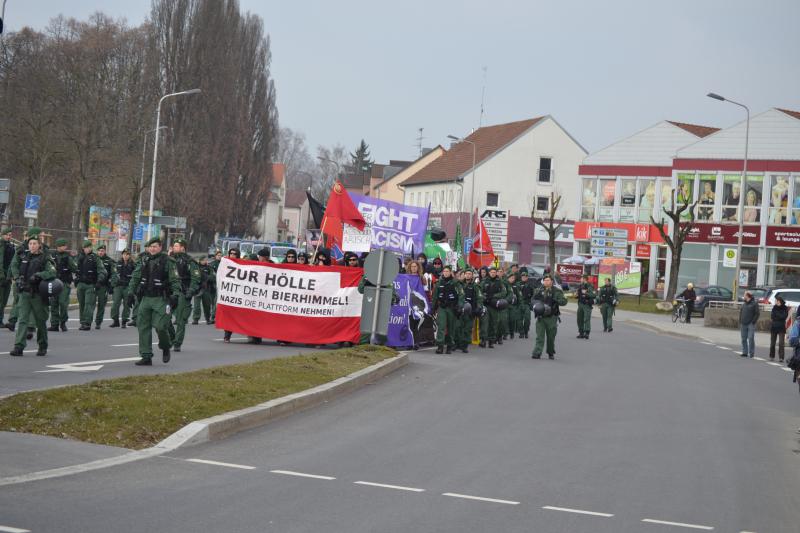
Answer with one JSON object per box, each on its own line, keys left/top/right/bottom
{"left": 678, "top": 283, "right": 697, "bottom": 323}
{"left": 739, "top": 291, "right": 760, "bottom": 358}
{"left": 769, "top": 296, "right": 789, "bottom": 361}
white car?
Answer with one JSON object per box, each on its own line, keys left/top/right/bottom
{"left": 757, "top": 287, "right": 800, "bottom": 307}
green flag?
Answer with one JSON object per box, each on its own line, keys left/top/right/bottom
{"left": 453, "top": 222, "right": 466, "bottom": 269}
{"left": 424, "top": 232, "right": 447, "bottom": 261}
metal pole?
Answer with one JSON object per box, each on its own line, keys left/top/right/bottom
{"left": 728, "top": 101, "right": 750, "bottom": 298}
{"left": 467, "top": 140, "right": 476, "bottom": 237}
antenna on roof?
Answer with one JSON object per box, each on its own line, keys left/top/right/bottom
{"left": 416, "top": 127, "right": 425, "bottom": 157}
{"left": 479, "top": 66, "right": 488, "bottom": 127}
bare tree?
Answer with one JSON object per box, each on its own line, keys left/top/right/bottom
{"left": 651, "top": 190, "right": 699, "bottom": 300}
{"left": 313, "top": 143, "right": 348, "bottom": 202}
{"left": 531, "top": 191, "right": 566, "bottom": 270}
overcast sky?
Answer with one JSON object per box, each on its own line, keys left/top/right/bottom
{"left": 6, "top": 0, "right": 800, "bottom": 162}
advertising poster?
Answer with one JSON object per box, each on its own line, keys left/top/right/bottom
{"left": 598, "top": 261, "right": 641, "bottom": 295}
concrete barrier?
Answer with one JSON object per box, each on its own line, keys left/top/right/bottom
{"left": 704, "top": 307, "right": 772, "bottom": 332}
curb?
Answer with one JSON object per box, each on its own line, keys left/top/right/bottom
{"left": 625, "top": 319, "right": 711, "bottom": 343}
{"left": 0, "top": 352, "right": 409, "bottom": 487}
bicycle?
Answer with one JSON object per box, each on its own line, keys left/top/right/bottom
{"left": 672, "top": 298, "right": 688, "bottom": 323}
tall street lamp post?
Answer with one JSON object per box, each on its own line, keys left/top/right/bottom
{"left": 707, "top": 92, "right": 750, "bottom": 297}
{"left": 146, "top": 88, "right": 201, "bottom": 242}
{"left": 447, "top": 134, "right": 476, "bottom": 243}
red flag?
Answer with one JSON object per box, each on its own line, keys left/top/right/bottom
{"left": 468, "top": 212, "right": 495, "bottom": 268}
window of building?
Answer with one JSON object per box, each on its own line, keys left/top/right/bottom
{"left": 538, "top": 157, "right": 552, "bottom": 183}
{"left": 744, "top": 175, "right": 763, "bottom": 223}
{"left": 619, "top": 178, "right": 637, "bottom": 222}
{"left": 722, "top": 175, "right": 742, "bottom": 222}
{"left": 676, "top": 173, "right": 694, "bottom": 220}
{"left": 536, "top": 196, "right": 549, "bottom": 212}
{"left": 486, "top": 192, "right": 499, "bottom": 207}
{"left": 581, "top": 178, "right": 598, "bottom": 220}
{"left": 638, "top": 179, "right": 656, "bottom": 223}
{"left": 657, "top": 179, "right": 674, "bottom": 224}
{"left": 793, "top": 176, "right": 800, "bottom": 225}
{"left": 765, "top": 248, "right": 800, "bottom": 287}
{"left": 598, "top": 178, "right": 616, "bottom": 221}
{"left": 768, "top": 175, "right": 790, "bottom": 224}
{"left": 675, "top": 243, "right": 712, "bottom": 289}
{"left": 425, "top": 192, "right": 431, "bottom": 207}
{"left": 717, "top": 246, "right": 759, "bottom": 291}
{"left": 697, "top": 174, "right": 717, "bottom": 221}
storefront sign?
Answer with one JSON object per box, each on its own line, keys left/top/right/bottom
{"left": 574, "top": 221, "right": 665, "bottom": 244}
{"left": 480, "top": 209, "right": 509, "bottom": 250}
{"left": 765, "top": 226, "right": 800, "bottom": 248}
{"left": 556, "top": 264, "right": 584, "bottom": 284}
{"left": 683, "top": 223, "right": 760, "bottom": 245}
{"left": 598, "top": 261, "right": 641, "bottom": 296}
{"left": 635, "top": 244, "right": 651, "bottom": 258}
{"left": 533, "top": 223, "right": 574, "bottom": 243}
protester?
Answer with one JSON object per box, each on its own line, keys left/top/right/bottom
{"left": 769, "top": 296, "right": 789, "bottom": 362}
{"left": 222, "top": 248, "right": 241, "bottom": 343}
{"left": 297, "top": 252, "right": 309, "bottom": 265}
{"left": 739, "top": 291, "right": 760, "bottom": 358}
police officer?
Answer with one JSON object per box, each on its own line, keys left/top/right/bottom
{"left": 192, "top": 256, "right": 214, "bottom": 325}
{"left": 169, "top": 238, "right": 200, "bottom": 352}
{"left": 94, "top": 244, "right": 118, "bottom": 329}
{"left": 110, "top": 249, "right": 135, "bottom": 328}
{"left": 75, "top": 240, "right": 107, "bottom": 331}
{"left": 48, "top": 238, "right": 76, "bottom": 332}
{"left": 0, "top": 227, "right": 15, "bottom": 327}
{"left": 459, "top": 269, "right": 484, "bottom": 353}
{"left": 127, "top": 237, "right": 182, "bottom": 366}
{"left": 575, "top": 274, "right": 596, "bottom": 339}
{"left": 517, "top": 270, "right": 534, "bottom": 338}
{"left": 506, "top": 271, "right": 522, "bottom": 340}
{"left": 7, "top": 227, "right": 46, "bottom": 333}
{"left": 531, "top": 274, "right": 568, "bottom": 359}
{"left": 9, "top": 235, "right": 56, "bottom": 356}
{"left": 432, "top": 265, "right": 463, "bottom": 354}
{"left": 597, "top": 277, "right": 619, "bottom": 333}
{"left": 480, "top": 266, "right": 507, "bottom": 348}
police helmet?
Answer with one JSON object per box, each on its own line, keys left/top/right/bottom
{"left": 39, "top": 278, "right": 64, "bottom": 299}
{"left": 461, "top": 301, "right": 472, "bottom": 317}
{"left": 532, "top": 300, "right": 545, "bottom": 317}
{"left": 495, "top": 298, "right": 509, "bottom": 310}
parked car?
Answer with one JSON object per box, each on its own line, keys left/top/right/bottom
{"left": 754, "top": 287, "right": 800, "bottom": 307}
{"left": 690, "top": 285, "right": 734, "bottom": 317}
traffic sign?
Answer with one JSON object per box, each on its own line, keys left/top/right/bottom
{"left": 24, "top": 194, "right": 40, "bottom": 219}
{"left": 133, "top": 224, "right": 144, "bottom": 241}
{"left": 463, "top": 237, "right": 473, "bottom": 255}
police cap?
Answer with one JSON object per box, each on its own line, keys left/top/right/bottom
{"left": 55, "top": 238, "right": 68, "bottom": 247}
{"left": 173, "top": 238, "right": 188, "bottom": 247}
{"left": 82, "top": 240, "right": 93, "bottom": 248}
{"left": 145, "top": 237, "right": 162, "bottom": 247}
{"left": 1, "top": 227, "right": 12, "bottom": 235}
{"left": 96, "top": 244, "right": 106, "bottom": 251}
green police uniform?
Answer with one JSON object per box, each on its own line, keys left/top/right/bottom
{"left": 506, "top": 275, "right": 522, "bottom": 339}
{"left": 531, "top": 283, "right": 568, "bottom": 359}
{"left": 8, "top": 229, "right": 48, "bottom": 332}
{"left": 0, "top": 228, "right": 15, "bottom": 326}
{"left": 516, "top": 276, "right": 534, "bottom": 338}
{"left": 192, "top": 261, "right": 214, "bottom": 324}
{"left": 94, "top": 247, "right": 118, "bottom": 328}
{"left": 499, "top": 276, "right": 514, "bottom": 340}
{"left": 432, "top": 274, "right": 464, "bottom": 353}
{"left": 49, "top": 241, "right": 77, "bottom": 331}
{"left": 9, "top": 241, "right": 56, "bottom": 355}
{"left": 128, "top": 242, "right": 182, "bottom": 364}
{"left": 460, "top": 277, "right": 485, "bottom": 351}
{"left": 110, "top": 254, "right": 135, "bottom": 327}
{"left": 480, "top": 273, "right": 507, "bottom": 346}
{"left": 75, "top": 242, "right": 108, "bottom": 330}
{"left": 597, "top": 282, "right": 619, "bottom": 332}
{"left": 170, "top": 247, "right": 200, "bottom": 350}
{"left": 576, "top": 281, "right": 596, "bottom": 339}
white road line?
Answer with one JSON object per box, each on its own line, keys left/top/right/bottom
{"left": 186, "top": 458, "right": 256, "bottom": 470}
{"left": 542, "top": 505, "right": 614, "bottom": 517}
{"left": 442, "top": 492, "right": 520, "bottom": 505}
{"left": 782, "top": 367, "right": 793, "bottom": 372}
{"left": 700, "top": 341, "right": 714, "bottom": 345}
{"left": 717, "top": 346, "right": 732, "bottom": 351}
{"left": 0, "top": 526, "right": 31, "bottom": 533}
{"left": 642, "top": 518, "right": 714, "bottom": 530}
{"left": 354, "top": 481, "right": 425, "bottom": 492}
{"left": 111, "top": 342, "right": 157, "bottom": 347}
{"left": 270, "top": 470, "right": 336, "bottom": 480}
{"left": 753, "top": 357, "right": 766, "bottom": 361}
{"left": 767, "top": 362, "right": 782, "bottom": 367}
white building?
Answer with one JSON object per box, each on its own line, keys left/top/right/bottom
{"left": 256, "top": 163, "right": 287, "bottom": 242}
{"left": 283, "top": 190, "right": 309, "bottom": 245}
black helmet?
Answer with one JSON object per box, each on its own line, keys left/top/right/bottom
{"left": 39, "top": 278, "right": 64, "bottom": 298}
{"left": 461, "top": 302, "right": 472, "bottom": 317}
{"left": 532, "top": 301, "right": 545, "bottom": 317}
{"left": 495, "top": 298, "right": 509, "bottom": 310}
{"left": 430, "top": 228, "right": 446, "bottom": 242}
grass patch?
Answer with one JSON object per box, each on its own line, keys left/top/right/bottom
{"left": 614, "top": 295, "right": 672, "bottom": 314}
{"left": 0, "top": 345, "right": 397, "bottom": 450}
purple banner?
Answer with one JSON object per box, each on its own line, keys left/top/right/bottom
{"left": 350, "top": 193, "right": 430, "bottom": 255}
{"left": 387, "top": 274, "right": 431, "bottom": 347}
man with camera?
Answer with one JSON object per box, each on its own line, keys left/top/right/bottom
{"left": 531, "top": 274, "right": 568, "bottom": 360}
{"left": 597, "top": 277, "right": 619, "bottom": 333}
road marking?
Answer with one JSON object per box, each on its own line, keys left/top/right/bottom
{"left": 185, "top": 459, "right": 256, "bottom": 470}
{"left": 767, "top": 362, "right": 782, "bottom": 367}
{"left": 0, "top": 526, "right": 31, "bottom": 533}
{"left": 642, "top": 518, "right": 714, "bottom": 530}
{"left": 542, "top": 505, "right": 614, "bottom": 517}
{"left": 36, "top": 357, "right": 141, "bottom": 373}
{"left": 111, "top": 342, "right": 156, "bottom": 347}
{"left": 442, "top": 492, "right": 520, "bottom": 505}
{"left": 782, "top": 367, "right": 793, "bottom": 372}
{"left": 717, "top": 346, "right": 731, "bottom": 351}
{"left": 700, "top": 341, "right": 714, "bottom": 345}
{"left": 354, "top": 481, "right": 425, "bottom": 492}
{"left": 270, "top": 470, "right": 335, "bottom": 480}
{"left": 753, "top": 357, "right": 766, "bottom": 361}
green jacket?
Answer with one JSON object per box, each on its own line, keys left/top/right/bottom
{"left": 432, "top": 276, "right": 464, "bottom": 310}
{"left": 597, "top": 284, "right": 619, "bottom": 305}
{"left": 127, "top": 251, "right": 182, "bottom": 298}
{"left": 515, "top": 279, "right": 535, "bottom": 305}
{"left": 76, "top": 251, "right": 108, "bottom": 285}
{"left": 10, "top": 249, "right": 56, "bottom": 291}
{"left": 173, "top": 252, "right": 201, "bottom": 295}
{"left": 576, "top": 282, "right": 596, "bottom": 306}
{"left": 461, "top": 279, "right": 484, "bottom": 309}
{"left": 53, "top": 250, "right": 78, "bottom": 284}
{"left": 480, "top": 276, "right": 508, "bottom": 307}
{"left": 98, "top": 255, "right": 119, "bottom": 287}
{"left": 533, "top": 285, "right": 568, "bottom": 315}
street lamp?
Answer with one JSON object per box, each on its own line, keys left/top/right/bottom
{"left": 707, "top": 92, "right": 750, "bottom": 297}
{"left": 447, "top": 134, "right": 476, "bottom": 241}
{"left": 146, "top": 88, "right": 201, "bottom": 242}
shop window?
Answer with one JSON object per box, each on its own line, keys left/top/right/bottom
{"left": 765, "top": 248, "right": 800, "bottom": 287}
{"left": 598, "top": 178, "right": 616, "bottom": 221}
{"left": 538, "top": 157, "right": 552, "bottom": 183}
{"left": 697, "top": 174, "right": 717, "bottom": 221}
{"left": 768, "top": 175, "right": 790, "bottom": 224}
{"left": 619, "top": 179, "right": 637, "bottom": 222}
{"left": 744, "top": 175, "right": 763, "bottom": 223}
{"left": 676, "top": 173, "right": 694, "bottom": 220}
{"left": 486, "top": 192, "right": 499, "bottom": 207}
{"left": 581, "top": 178, "right": 598, "bottom": 220}
{"left": 657, "top": 180, "right": 673, "bottom": 224}
{"left": 536, "top": 196, "right": 549, "bottom": 212}
{"left": 717, "top": 246, "right": 759, "bottom": 291}
{"left": 793, "top": 176, "right": 800, "bottom": 225}
{"left": 722, "top": 175, "right": 742, "bottom": 222}
{"left": 638, "top": 179, "right": 656, "bottom": 223}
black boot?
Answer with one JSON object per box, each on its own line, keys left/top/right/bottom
{"left": 479, "top": 341, "right": 486, "bottom": 348}
{"left": 26, "top": 330, "right": 33, "bottom": 340}
{"left": 509, "top": 333, "right": 514, "bottom": 339}
{"left": 109, "top": 320, "right": 120, "bottom": 328}
{"left": 36, "top": 346, "right": 47, "bottom": 356}
{"left": 192, "top": 319, "right": 199, "bottom": 325}
{"left": 47, "top": 325, "right": 59, "bottom": 332}
{"left": 497, "top": 338, "right": 503, "bottom": 345}
{"left": 162, "top": 346, "right": 171, "bottom": 363}
{"left": 9, "top": 346, "right": 23, "bottom": 356}
{"left": 532, "top": 353, "right": 541, "bottom": 359}
{"left": 121, "top": 320, "right": 127, "bottom": 329}
{"left": 6, "top": 322, "right": 15, "bottom": 332}
{"left": 135, "top": 357, "right": 152, "bottom": 366}
{"left": 577, "top": 332, "right": 584, "bottom": 339}
{"left": 584, "top": 334, "right": 589, "bottom": 340}
{"left": 548, "top": 353, "right": 555, "bottom": 360}
{"left": 60, "top": 322, "right": 68, "bottom": 332}
{"left": 445, "top": 345, "right": 452, "bottom": 354}
{"left": 461, "top": 346, "right": 468, "bottom": 354}
{"left": 488, "top": 341, "right": 495, "bottom": 348}
{"left": 129, "top": 320, "right": 137, "bottom": 327}
{"left": 435, "top": 345, "right": 444, "bottom": 354}
{"left": 95, "top": 323, "right": 101, "bottom": 330}
{"left": 608, "top": 328, "right": 612, "bottom": 332}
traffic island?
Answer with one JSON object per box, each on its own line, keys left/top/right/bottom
{"left": 0, "top": 345, "right": 403, "bottom": 451}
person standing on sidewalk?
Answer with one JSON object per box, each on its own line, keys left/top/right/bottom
{"left": 739, "top": 291, "right": 760, "bottom": 358}
{"left": 597, "top": 277, "right": 618, "bottom": 333}
{"left": 169, "top": 238, "right": 200, "bottom": 353}
{"left": 575, "top": 274, "right": 595, "bottom": 339}
{"left": 678, "top": 283, "right": 697, "bottom": 324}
{"left": 769, "top": 296, "right": 789, "bottom": 362}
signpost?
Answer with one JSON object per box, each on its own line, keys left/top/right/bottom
{"left": 362, "top": 249, "right": 400, "bottom": 344}
{"left": 590, "top": 227, "right": 628, "bottom": 258}
{"left": 24, "top": 193, "right": 40, "bottom": 220}
{"left": 480, "top": 209, "right": 509, "bottom": 252}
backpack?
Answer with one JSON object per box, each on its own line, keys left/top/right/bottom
{"left": 788, "top": 318, "right": 800, "bottom": 348}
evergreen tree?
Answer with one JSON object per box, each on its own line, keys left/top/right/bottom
{"left": 350, "top": 139, "right": 373, "bottom": 175}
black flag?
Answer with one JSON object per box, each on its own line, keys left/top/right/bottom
{"left": 306, "top": 191, "right": 326, "bottom": 229}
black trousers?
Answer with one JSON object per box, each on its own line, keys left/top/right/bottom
{"left": 769, "top": 329, "right": 785, "bottom": 360}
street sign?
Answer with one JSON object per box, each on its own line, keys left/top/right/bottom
{"left": 463, "top": 237, "right": 473, "bottom": 255}
{"left": 723, "top": 248, "right": 737, "bottom": 268}
{"left": 148, "top": 215, "right": 186, "bottom": 228}
{"left": 24, "top": 193, "right": 40, "bottom": 219}
{"left": 480, "top": 209, "right": 509, "bottom": 250}
{"left": 133, "top": 224, "right": 144, "bottom": 241}
{"left": 590, "top": 227, "right": 628, "bottom": 258}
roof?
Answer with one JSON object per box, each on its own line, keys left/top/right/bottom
{"left": 373, "top": 146, "right": 446, "bottom": 190}
{"left": 666, "top": 121, "right": 720, "bottom": 138}
{"left": 778, "top": 108, "right": 800, "bottom": 121}
{"left": 284, "top": 190, "right": 307, "bottom": 209}
{"left": 400, "top": 117, "right": 544, "bottom": 186}
{"left": 271, "top": 163, "right": 285, "bottom": 187}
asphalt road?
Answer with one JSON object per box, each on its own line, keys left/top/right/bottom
{"left": 1, "top": 316, "right": 799, "bottom": 532}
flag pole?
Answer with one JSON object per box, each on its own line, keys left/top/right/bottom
{"left": 313, "top": 216, "right": 328, "bottom": 260}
